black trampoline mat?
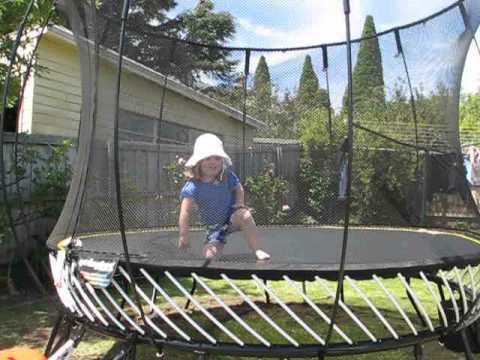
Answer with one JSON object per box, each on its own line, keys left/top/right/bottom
{"left": 73, "top": 226, "right": 480, "bottom": 279}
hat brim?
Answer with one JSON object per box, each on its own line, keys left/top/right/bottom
{"left": 185, "top": 150, "right": 232, "bottom": 168}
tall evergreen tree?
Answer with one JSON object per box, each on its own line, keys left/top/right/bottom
{"left": 317, "top": 88, "right": 330, "bottom": 109}
{"left": 343, "top": 15, "right": 385, "bottom": 115}
{"left": 297, "top": 55, "right": 319, "bottom": 111}
{"left": 252, "top": 55, "right": 272, "bottom": 122}
{"left": 277, "top": 90, "right": 299, "bottom": 138}
{"left": 297, "top": 55, "right": 330, "bottom": 112}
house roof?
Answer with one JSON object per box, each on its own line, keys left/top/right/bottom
{"left": 43, "top": 25, "right": 265, "bottom": 130}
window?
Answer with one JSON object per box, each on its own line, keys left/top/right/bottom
{"left": 119, "top": 110, "right": 155, "bottom": 142}
{"left": 119, "top": 109, "right": 223, "bottom": 145}
{"left": 158, "top": 121, "right": 189, "bottom": 144}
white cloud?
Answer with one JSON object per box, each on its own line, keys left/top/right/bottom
{"left": 236, "top": 18, "right": 283, "bottom": 40}
{"left": 374, "top": 0, "right": 479, "bottom": 94}
{"left": 233, "top": 1, "right": 368, "bottom": 71}
{"left": 228, "top": 1, "right": 480, "bottom": 94}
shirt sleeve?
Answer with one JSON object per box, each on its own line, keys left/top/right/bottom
{"left": 181, "top": 180, "right": 196, "bottom": 198}
{"left": 227, "top": 170, "right": 240, "bottom": 190}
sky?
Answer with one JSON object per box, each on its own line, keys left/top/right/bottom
{"left": 171, "top": 0, "right": 480, "bottom": 96}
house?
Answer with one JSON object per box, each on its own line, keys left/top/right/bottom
{"left": 17, "top": 25, "right": 264, "bottom": 144}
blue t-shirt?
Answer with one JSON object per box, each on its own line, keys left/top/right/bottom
{"left": 181, "top": 170, "right": 240, "bottom": 226}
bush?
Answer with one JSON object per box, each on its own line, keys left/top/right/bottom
{"left": 1, "top": 139, "right": 74, "bottom": 244}
{"left": 297, "top": 105, "right": 417, "bottom": 225}
{"left": 162, "top": 156, "right": 188, "bottom": 224}
{"left": 297, "top": 107, "right": 346, "bottom": 222}
{"left": 244, "top": 164, "right": 289, "bottom": 225}
{"left": 30, "top": 139, "right": 73, "bottom": 219}
{"left": 0, "top": 137, "right": 74, "bottom": 294}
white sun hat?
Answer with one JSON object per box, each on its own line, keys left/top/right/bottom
{"left": 185, "top": 133, "right": 232, "bottom": 168}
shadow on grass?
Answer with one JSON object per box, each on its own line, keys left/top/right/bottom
{"left": 0, "top": 290, "right": 472, "bottom": 360}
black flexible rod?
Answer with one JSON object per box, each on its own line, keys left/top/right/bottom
{"left": 13, "top": 5, "right": 55, "bottom": 258}
{"left": 322, "top": 0, "right": 355, "bottom": 356}
{"left": 241, "top": 49, "right": 251, "bottom": 180}
{"left": 157, "top": 40, "right": 177, "bottom": 141}
{"left": 112, "top": 0, "right": 163, "bottom": 354}
{"left": 69, "top": 0, "right": 102, "bottom": 240}
{"left": 395, "top": 29, "right": 422, "bottom": 223}
{"left": 322, "top": 45, "right": 333, "bottom": 141}
{"left": 395, "top": 30, "right": 420, "bottom": 166}
{"left": 112, "top": 0, "right": 131, "bottom": 282}
{"left": 0, "top": 0, "right": 35, "bottom": 251}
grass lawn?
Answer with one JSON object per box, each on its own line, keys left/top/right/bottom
{"left": 0, "top": 276, "right": 479, "bottom": 359}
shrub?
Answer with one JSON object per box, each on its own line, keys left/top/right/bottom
{"left": 30, "top": 139, "right": 74, "bottom": 219}
{"left": 1, "top": 139, "right": 74, "bottom": 243}
{"left": 244, "top": 164, "right": 289, "bottom": 225}
{"left": 297, "top": 105, "right": 417, "bottom": 225}
{"left": 162, "top": 156, "right": 187, "bottom": 224}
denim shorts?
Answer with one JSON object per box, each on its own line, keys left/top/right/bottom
{"left": 205, "top": 208, "right": 244, "bottom": 244}
{"left": 205, "top": 222, "right": 232, "bottom": 245}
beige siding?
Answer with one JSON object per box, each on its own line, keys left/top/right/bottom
{"left": 32, "top": 33, "right": 82, "bottom": 137}
{"left": 18, "top": 72, "right": 35, "bottom": 133}
{"left": 119, "top": 69, "right": 249, "bottom": 141}
{"left": 29, "top": 27, "right": 255, "bottom": 142}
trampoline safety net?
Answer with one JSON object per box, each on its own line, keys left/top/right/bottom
{"left": 48, "top": 0, "right": 480, "bottom": 274}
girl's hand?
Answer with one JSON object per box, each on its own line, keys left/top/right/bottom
{"left": 179, "top": 237, "right": 190, "bottom": 249}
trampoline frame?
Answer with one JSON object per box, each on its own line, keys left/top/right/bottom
{"left": 46, "top": 249, "right": 480, "bottom": 359}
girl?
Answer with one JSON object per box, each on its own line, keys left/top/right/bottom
{"left": 178, "top": 133, "right": 271, "bottom": 261}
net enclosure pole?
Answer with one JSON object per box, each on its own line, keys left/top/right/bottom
{"left": 111, "top": 0, "right": 162, "bottom": 353}
{"left": 241, "top": 49, "right": 251, "bottom": 181}
{"left": 0, "top": 0, "right": 35, "bottom": 255}
{"left": 323, "top": 0, "right": 356, "bottom": 355}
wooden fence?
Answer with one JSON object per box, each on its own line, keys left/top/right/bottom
{"left": 78, "top": 140, "right": 302, "bottom": 230}
{"left": 1, "top": 133, "right": 76, "bottom": 263}
{"left": 0, "top": 134, "right": 302, "bottom": 240}
{"left": 3, "top": 132, "right": 480, "bottom": 263}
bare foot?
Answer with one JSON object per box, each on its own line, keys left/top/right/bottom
{"left": 255, "top": 249, "right": 271, "bottom": 261}
{"left": 203, "top": 242, "right": 224, "bottom": 259}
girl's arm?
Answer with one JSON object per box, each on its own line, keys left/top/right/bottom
{"left": 179, "top": 197, "right": 194, "bottom": 248}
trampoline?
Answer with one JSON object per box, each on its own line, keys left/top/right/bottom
{"left": 73, "top": 227, "right": 480, "bottom": 279}
{"left": 50, "top": 225, "right": 480, "bottom": 358}
{"left": 2, "top": 0, "right": 480, "bottom": 359}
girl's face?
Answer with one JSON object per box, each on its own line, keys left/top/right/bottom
{"left": 200, "top": 156, "right": 223, "bottom": 178}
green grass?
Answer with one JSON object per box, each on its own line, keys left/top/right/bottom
{"left": 0, "top": 277, "right": 478, "bottom": 359}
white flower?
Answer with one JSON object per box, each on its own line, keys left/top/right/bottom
{"left": 282, "top": 204, "right": 290, "bottom": 211}
{"left": 177, "top": 157, "right": 186, "bottom": 165}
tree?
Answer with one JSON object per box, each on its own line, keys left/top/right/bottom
{"left": 0, "top": 0, "right": 54, "bottom": 130}
{"left": 251, "top": 55, "right": 272, "bottom": 122}
{"left": 458, "top": 92, "right": 480, "bottom": 147}
{"left": 275, "top": 90, "right": 299, "bottom": 138}
{"left": 297, "top": 55, "right": 318, "bottom": 112}
{"left": 343, "top": 15, "right": 385, "bottom": 116}
{"left": 181, "top": 1, "right": 236, "bottom": 85}
{"left": 297, "top": 107, "right": 344, "bottom": 220}
{"left": 90, "top": 0, "right": 236, "bottom": 86}
{"left": 460, "top": 93, "right": 480, "bottom": 133}
{"left": 201, "top": 75, "right": 244, "bottom": 110}
{"left": 297, "top": 55, "right": 329, "bottom": 113}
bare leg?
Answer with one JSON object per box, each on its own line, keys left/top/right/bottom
{"left": 230, "top": 209, "right": 270, "bottom": 260}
